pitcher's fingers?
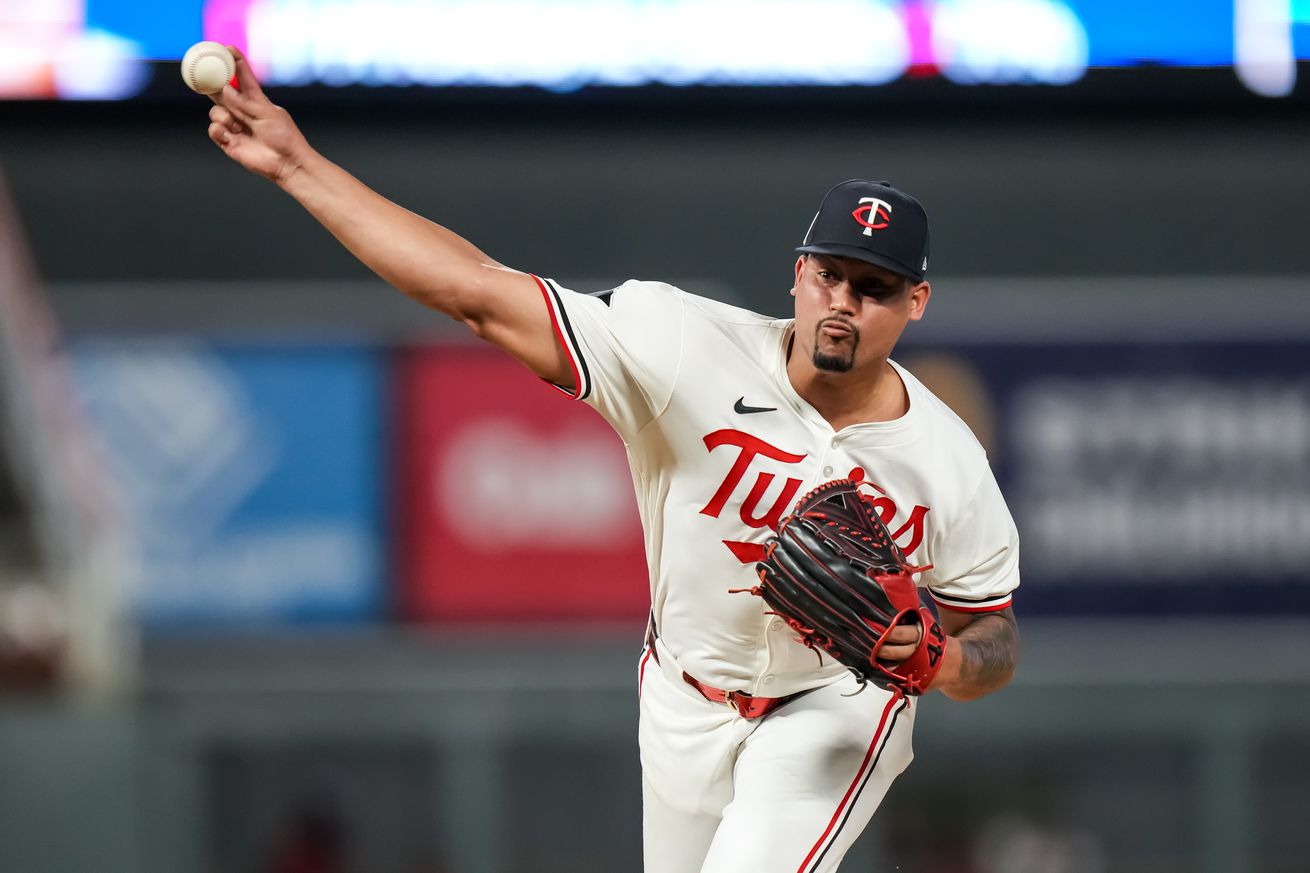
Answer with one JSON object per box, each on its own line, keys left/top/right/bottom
{"left": 218, "top": 84, "right": 259, "bottom": 123}
{"left": 208, "top": 121, "right": 231, "bottom": 147}
{"left": 227, "top": 46, "right": 266, "bottom": 97}
{"left": 208, "top": 104, "right": 243, "bottom": 134}
{"left": 884, "top": 625, "right": 921, "bottom": 646}
{"left": 876, "top": 643, "right": 913, "bottom": 663}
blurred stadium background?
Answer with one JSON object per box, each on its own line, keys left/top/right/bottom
{"left": 2, "top": 1, "right": 1310, "bottom": 872}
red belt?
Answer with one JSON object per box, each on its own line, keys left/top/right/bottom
{"left": 681, "top": 672, "right": 797, "bottom": 720}
{"left": 646, "top": 617, "right": 798, "bottom": 720}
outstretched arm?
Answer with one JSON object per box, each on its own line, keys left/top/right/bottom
{"left": 205, "top": 46, "right": 569, "bottom": 386}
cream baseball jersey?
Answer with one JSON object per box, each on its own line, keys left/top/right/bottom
{"left": 534, "top": 276, "right": 1019, "bottom": 698}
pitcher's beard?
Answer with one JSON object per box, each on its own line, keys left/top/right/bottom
{"left": 813, "top": 323, "right": 858, "bottom": 372}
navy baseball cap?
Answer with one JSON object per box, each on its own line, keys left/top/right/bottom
{"left": 796, "top": 179, "right": 931, "bottom": 281}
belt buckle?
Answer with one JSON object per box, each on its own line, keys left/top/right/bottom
{"left": 725, "top": 690, "right": 756, "bottom": 718}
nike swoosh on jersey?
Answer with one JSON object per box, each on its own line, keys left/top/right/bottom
{"left": 733, "top": 397, "right": 777, "bottom": 415}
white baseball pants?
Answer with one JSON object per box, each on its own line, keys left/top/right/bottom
{"left": 637, "top": 636, "right": 916, "bottom": 873}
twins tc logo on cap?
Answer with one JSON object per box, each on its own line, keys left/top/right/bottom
{"left": 796, "top": 179, "right": 930, "bottom": 281}
{"left": 852, "top": 197, "right": 892, "bottom": 235}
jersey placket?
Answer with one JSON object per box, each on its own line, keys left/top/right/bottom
{"left": 752, "top": 435, "right": 854, "bottom": 692}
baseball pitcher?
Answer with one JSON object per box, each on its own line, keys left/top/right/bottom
{"left": 204, "top": 48, "right": 1020, "bottom": 873}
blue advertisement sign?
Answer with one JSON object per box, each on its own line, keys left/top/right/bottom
{"left": 898, "top": 341, "right": 1310, "bottom": 616}
{"left": 72, "top": 339, "right": 385, "bottom": 626}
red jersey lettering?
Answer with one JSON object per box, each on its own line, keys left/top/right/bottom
{"left": 700, "top": 429, "right": 807, "bottom": 529}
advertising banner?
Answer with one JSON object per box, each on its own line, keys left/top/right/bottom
{"left": 395, "top": 346, "right": 648, "bottom": 623}
{"left": 73, "top": 340, "right": 385, "bottom": 626}
{"left": 400, "top": 338, "right": 1309, "bottom": 621}
{"left": 898, "top": 340, "right": 1310, "bottom": 615}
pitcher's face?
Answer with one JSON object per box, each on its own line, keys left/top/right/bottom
{"left": 791, "top": 254, "right": 929, "bottom": 375}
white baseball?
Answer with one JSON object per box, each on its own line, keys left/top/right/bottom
{"left": 181, "top": 41, "right": 235, "bottom": 95}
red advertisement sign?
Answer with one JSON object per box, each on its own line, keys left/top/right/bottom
{"left": 395, "top": 345, "right": 649, "bottom": 623}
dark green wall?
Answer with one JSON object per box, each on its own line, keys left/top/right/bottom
{"left": 3, "top": 101, "right": 1308, "bottom": 318}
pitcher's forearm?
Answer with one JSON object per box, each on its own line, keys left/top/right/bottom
{"left": 205, "top": 49, "right": 554, "bottom": 368}
{"left": 929, "top": 609, "right": 1019, "bottom": 701}
{"left": 278, "top": 147, "right": 502, "bottom": 320}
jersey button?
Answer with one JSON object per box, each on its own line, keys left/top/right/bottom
{"left": 770, "top": 619, "right": 783, "bottom": 631}
{"left": 822, "top": 466, "right": 833, "bottom": 477}
{"left": 762, "top": 675, "right": 776, "bottom": 685}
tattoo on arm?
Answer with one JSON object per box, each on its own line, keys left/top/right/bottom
{"left": 952, "top": 608, "right": 1019, "bottom": 696}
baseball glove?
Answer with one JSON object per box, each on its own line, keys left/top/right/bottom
{"left": 743, "top": 478, "right": 945, "bottom": 695}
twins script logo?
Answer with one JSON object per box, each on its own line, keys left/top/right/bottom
{"left": 852, "top": 197, "right": 892, "bottom": 235}
{"left": 698, "top": 429, "right": 929, "bottom": 563}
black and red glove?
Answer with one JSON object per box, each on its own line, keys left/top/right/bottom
{"left": 747, "top": 478, "right": 945, "bottom": 695}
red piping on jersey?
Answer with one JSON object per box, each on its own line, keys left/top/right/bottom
{"left": 796, "top": 690, "right": 902, "bottom": 873}
{"left": 638, "top": 647, "right": 653, "bottom": 697}
{"left": 930, "top": 593, "right": 1013, "bottom": 614}
{"left": 531, "top": 274, "right": 582, "bottom": 400}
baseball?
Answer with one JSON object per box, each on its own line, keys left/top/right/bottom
{"left": 181, "top": 41, "right": 235, "bottom": 94}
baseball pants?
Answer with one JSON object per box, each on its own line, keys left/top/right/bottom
{"left": 637, "top": 636, "right": 916, "bottom": 873}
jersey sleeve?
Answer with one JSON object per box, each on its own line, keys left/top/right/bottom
{"left": 925, "top": 469, "right": 1020, "bottom": 614}
{"left": 533, "top": 276, "right": 685, "bottom": 438}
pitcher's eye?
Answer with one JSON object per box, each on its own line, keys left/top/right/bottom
{"left": 859, "top": 281, "right": 896, "bottom": 299}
